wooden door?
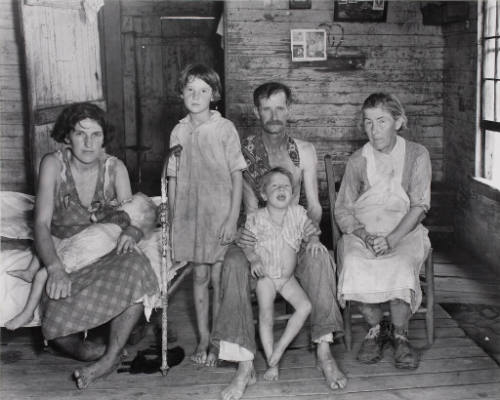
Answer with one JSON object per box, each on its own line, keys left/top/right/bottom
{"left": 19, "top": 0, "right": 104, "bottom": 182}
{"left": 119, "top": 1, "right": 224, "bottom": 195}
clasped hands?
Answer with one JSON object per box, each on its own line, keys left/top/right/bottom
{"left": 364, "top": 233, "right": 391, "bottom": 256}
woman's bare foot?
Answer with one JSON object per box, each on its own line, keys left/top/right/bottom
{"left": 73, "top": 355, "right": 120, "bottom": 389}
{"left": 263, "top": 365, "right": 279, "bottom": 381}
{"left": 7, "top": 268, "right": 36, "bottom": 283}
{"left": 221, "top": 360, "right": 256, "bottom": 400}
{"left": 317, "top": 357, "right": 347, "bottom": 389}
{"left": 5, "top": 311, "right": 34, "bottom": 330}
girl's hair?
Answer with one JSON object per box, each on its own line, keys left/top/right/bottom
{"left": 259, "top": 167, "right": 294, "bottom": 194}
{"left": 177, "top": 63, "right": 222, "bottom": 102}
{"left": 361, "top": 92, "right": 408, "bottom": 131}
{"left": 51, "top": 102, "right": 113, "bottom": 145}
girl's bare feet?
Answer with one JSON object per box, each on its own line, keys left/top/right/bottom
{"left": 263, "top": 365, "right": 279, "bottom": 381}
{"left": 205, "top": 349, "right": 218, "bottom": 367}
{"left": 7, "top": 268, "right": 36, "bottom": 283}
{"left": 191, "top": 337, "right": 209, "bottom": 364}
{"left": 221, "top": 360, "right": 256, "bottom": 400}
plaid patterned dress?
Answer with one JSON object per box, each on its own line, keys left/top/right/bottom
{"left": 41, "top": 150, "right": 158, "bottom": 340}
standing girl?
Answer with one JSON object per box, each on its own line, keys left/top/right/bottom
{"left": 167, "top": 64, "right": 246, "bottom": 366}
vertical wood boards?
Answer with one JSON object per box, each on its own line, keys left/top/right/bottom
{"left": 19, "top": 0, "right": 104, "bottom": 181}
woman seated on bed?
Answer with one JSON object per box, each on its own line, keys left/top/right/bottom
{"left": 32, "top": 102, "right": 158, "bottom": 389}
{"left": 335, "top": 93, "right": 431, "bottom": 370}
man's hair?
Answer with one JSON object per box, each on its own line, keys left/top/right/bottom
{"left": 258, "top": 167, "right": 294, "bottom": 195}
{"left": 253, "top": 82, "right": 292, "bottom": 108}
{"left": 362, "top": 92, "right": 408, "bottom": 131}
{"left": 177, "top": 63, "right": 222, "bottom": 102}
{"left": 51, "top": 102, "right": 113, "bottom": 145}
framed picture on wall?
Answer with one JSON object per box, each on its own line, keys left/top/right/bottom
{"left": 291, "top": 29, "right": 327, "bottom": 62}
{"left": 333, "top": 0, "right": 388, "bottom": 22}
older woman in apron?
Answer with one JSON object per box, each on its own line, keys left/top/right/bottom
{"left": 335, "top": 93, "right": 431, "bottom": 370}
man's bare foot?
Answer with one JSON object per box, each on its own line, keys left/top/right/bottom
{"left": 7, "top": 268, "right": 36, "bottom": 283}
{"left": 221, "top": 360, "right": 256, "bottom": 400}
{"left": 73, "top": 355, "right": 120, "bottom": 389}
{"left": 263, "top": 365, "right": 279, "bottom": 381}
{"left": 317, "top": 357, "right": 347, "bottom": 390}
{"left": 5, "top": 311, "right": 34, "bottom": 330}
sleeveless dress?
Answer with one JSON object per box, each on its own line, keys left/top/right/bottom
{"left": 41, "top": 150, "right": 158, "bottom": 340}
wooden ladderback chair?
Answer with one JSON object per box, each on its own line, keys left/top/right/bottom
{"left": 324, "top": 154, "right": 435, "bottom": 351}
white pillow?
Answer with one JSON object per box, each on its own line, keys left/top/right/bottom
{"left": 0, "top": 192, "right": 35, "bottom": 240}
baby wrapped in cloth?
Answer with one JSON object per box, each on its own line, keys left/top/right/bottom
{"left": 3, "top": 193, "right": 161, "bottom": 330}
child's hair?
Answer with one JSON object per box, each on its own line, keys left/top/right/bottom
{"left": 259, "top": 167, "right": 294, "bottom": 195}
{"left": 361, "top": 93, "right": 408, "bottom": 131}
{"left": 177, "top": 63, "right": 222, "bottom": 102}
{"left": 253, "top": 82, "right": 292, "bottom": 108}
{"left": 51, "top": 102, "right": 113, "bottom": 145}
{"left": 120, "top": 193, "right": 158, "bottom": 237}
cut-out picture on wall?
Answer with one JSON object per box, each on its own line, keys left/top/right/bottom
{"left": 291, "top": 29, "right": 327, "bottom": 62}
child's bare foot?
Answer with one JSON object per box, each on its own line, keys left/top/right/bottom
{"left": 205, "top": 349, "right": 218, "bottom": 367}
{"left": 73, "top": 355, "right": 120, "bottom": 389}
{"left": 5, "top": 311, "right": 34, "bottom": 330}
{"left": 317, "top": 357, "right": 347, "bottom": 390}
{"left": 263, "top": 365, "right": 279, "bottom": 381}
{"left": 268, "top": 346, "right": 285, "bottom": 368}
{"left": 7, "top": 268, "right": 36, "bottom": 283}
{"left": 190, "top": 338, "right": 209, "bottom": 364}
{"left": 221, "top": 360, "right": 256, "bottom": 400}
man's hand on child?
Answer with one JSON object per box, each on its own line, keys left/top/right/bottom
{"left": 306, "top": 236, "right": 327, "bottom": 257}
{"left": 251, "top": 260, "right": 265, "bottom": 278}
{"left": 235, "top": 227, "right": 257, "bottom": 249}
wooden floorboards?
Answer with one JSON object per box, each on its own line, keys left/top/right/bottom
{"left": 1, "top": 248, "right": 500, "bottom": 400}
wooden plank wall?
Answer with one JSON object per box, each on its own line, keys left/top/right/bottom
{"left": 0, "top": 0, "right": 30, "bottom": 192}
{"left": 443, "top": 2, "right": 500, "bottom": 273}
{"left": 224, "top": 0, "right": 445, "bottom": 206}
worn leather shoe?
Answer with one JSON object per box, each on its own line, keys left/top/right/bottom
{"left": 392, "top": 329, "right": 419, "bottom": 369}
{"left": 357, "top": 324, "right": 385, "bottom": 364}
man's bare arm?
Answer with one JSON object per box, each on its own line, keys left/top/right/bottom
{"left": 299, "top": 141, "right": 322, "bottom": 226}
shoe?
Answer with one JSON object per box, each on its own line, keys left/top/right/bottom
{"left": 391, "top": 328, "right": 419, "bottom": 369}
{"left": 357, "top": 324, "right": 386, "bottom": 364}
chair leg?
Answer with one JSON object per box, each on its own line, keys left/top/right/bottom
{"left": 343, "top": 301, "right": 352, "bottom": 351}
{"left": 425, "top": 249, "right": 435, "bottom": 346}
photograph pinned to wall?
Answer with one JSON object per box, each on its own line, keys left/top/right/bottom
{"left": 290, "top": 29, "right": 327, "bottom": 62}
{"left": 333, "top": 0, "right": 388, "bottom": 22}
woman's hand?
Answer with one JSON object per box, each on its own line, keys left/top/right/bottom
{"left": 371, "top": 236, "right": 391, "bottom": 256}
{"left": 219, "top": 218, "right": 237, "bottom": 245}
{"left": 306, "top": 236, "right": 327, "bottom": 257}
{"left": 46, "top": 262, "right": 72, "bottom": 299}
{"left": 235, "top": 227, "right": 257, "bottom": 249}
{"left": 250, "top": 260, "right": 265, "bottom": 279}
{"left": 116, "top": 231, "right": 137, "bottom": 254}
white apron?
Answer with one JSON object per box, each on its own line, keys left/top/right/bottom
{"left": 338, "top": 139, "right": 430, "bottom": 313}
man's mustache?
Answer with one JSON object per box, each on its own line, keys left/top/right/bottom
{"left": 265, "top": 120, "right": 284, "bottom": 126}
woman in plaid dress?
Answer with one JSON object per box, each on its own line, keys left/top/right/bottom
{"left": 35, "top": 103, "right": 158, "bottom": 389}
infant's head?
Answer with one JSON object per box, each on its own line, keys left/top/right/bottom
{"left": 120, "top": 193, "right": 158, "bottom": 238}
{"left": 259, "top": 167, "right": 294, "bottom": 209}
